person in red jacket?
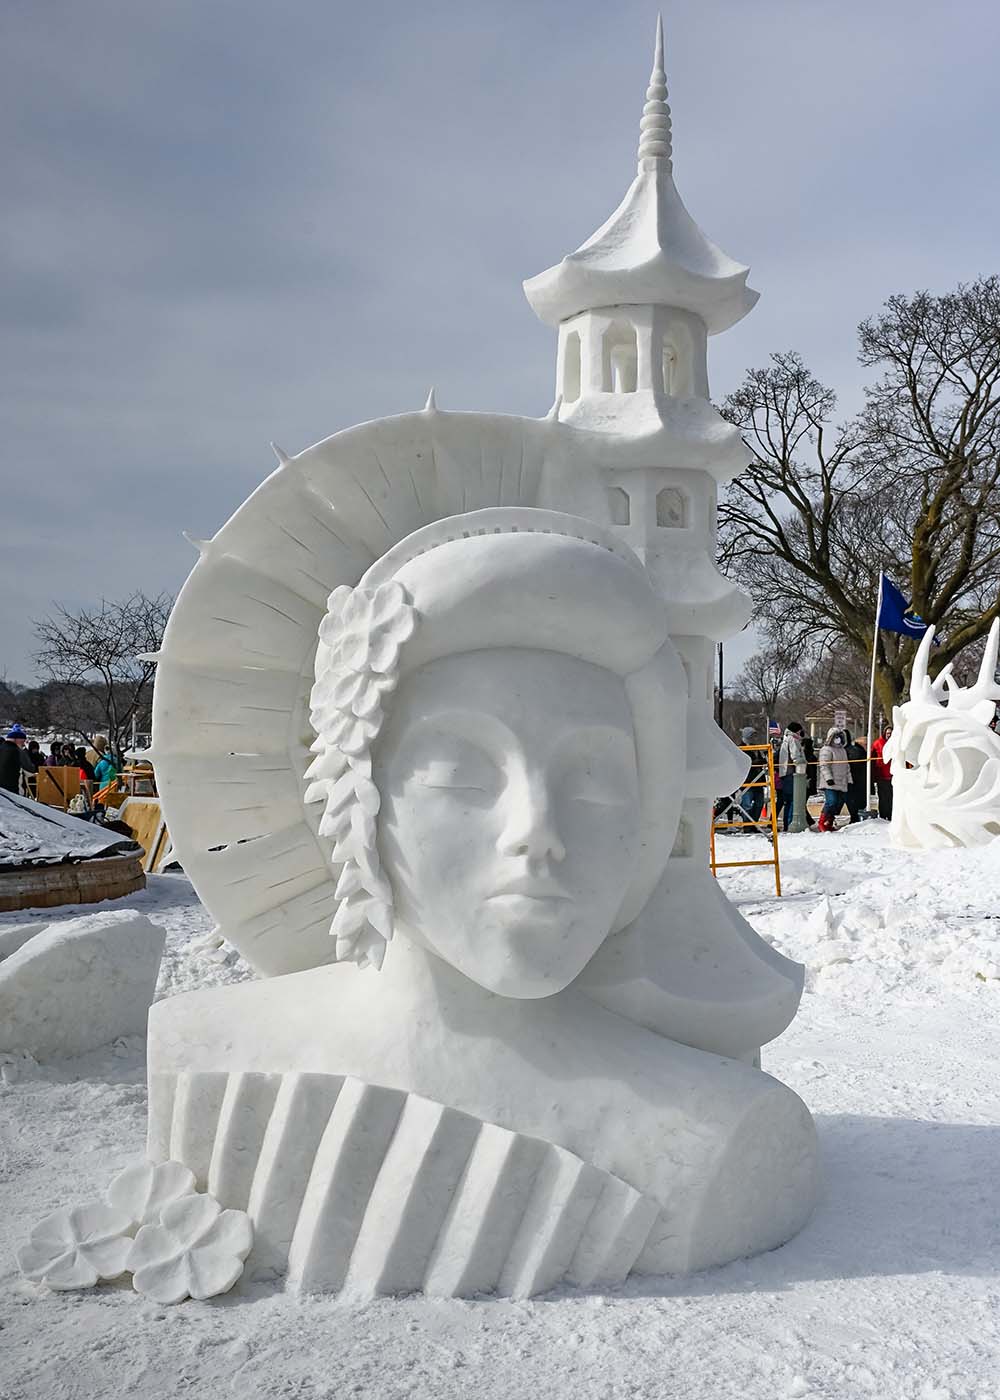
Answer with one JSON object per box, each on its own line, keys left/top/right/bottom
{"left": 871, "top": 724, "right": 893, "bottom": 820}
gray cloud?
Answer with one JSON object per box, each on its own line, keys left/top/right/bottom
{"left": 3, "top": 0, "right": 999, "bottom": 679}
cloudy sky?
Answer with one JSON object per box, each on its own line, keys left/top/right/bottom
{"left": 3, "top": 0, "right": 999, "bottom": 681}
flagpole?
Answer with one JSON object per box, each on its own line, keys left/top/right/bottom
{"left": 866, "top": 570, "right": 883, "bottom": 811}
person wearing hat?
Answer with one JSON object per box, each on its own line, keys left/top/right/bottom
{"left": 739, "top": 725, "right": 766, "bottom": 825}
{"left": 0, "top": 724, "right": 28, "bottom": 794}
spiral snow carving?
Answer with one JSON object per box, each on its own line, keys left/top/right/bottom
{"left": 305, "top": 579, "right": 416, "bottom": 969}
{"left": 886, "top": 619, "right": 1000, "bottom": 849}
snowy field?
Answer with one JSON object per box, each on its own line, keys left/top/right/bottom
{"left": 2, "top": 821, "right": 999, "bottom": 1400}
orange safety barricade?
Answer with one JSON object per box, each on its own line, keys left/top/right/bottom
{"left": 709, "top": 743, "right": 782, "bottom": 897}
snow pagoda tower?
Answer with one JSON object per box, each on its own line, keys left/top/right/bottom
{"left": 525, "top": 16, "right": 755, "bottom": 871}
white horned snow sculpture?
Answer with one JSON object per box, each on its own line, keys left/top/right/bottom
{"left": 885, "top": 619, "right": 1000, "bottom": 849}
{"left": 143, "top": 20, "right": 819, "bottom": 1301}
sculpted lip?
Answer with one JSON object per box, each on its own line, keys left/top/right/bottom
{"left": 487, "top": 878, "right": 571, "bottom": 901}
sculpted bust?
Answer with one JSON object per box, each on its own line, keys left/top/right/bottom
{"left": 148, "top": 510, "right": 818, "bottom": 1298}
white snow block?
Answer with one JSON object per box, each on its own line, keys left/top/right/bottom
{"left": 0, "top": 910, "right": 165, "bottom": 1059}
{"left": 0, "top": 922, "right": 43, "bottom": 961}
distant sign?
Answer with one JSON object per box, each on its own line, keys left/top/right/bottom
{"left": 833, "top": 709, "right": 847, "bottom": 729}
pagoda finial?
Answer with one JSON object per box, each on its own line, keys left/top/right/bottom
{"left": 637, "top": 14, "right": 672, "bottom": 169}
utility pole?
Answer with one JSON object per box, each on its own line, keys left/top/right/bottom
{"left": 716, "top": 641, "right": 724, "bottom": 729}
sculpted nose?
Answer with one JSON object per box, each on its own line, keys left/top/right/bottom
{"left": 497, "top": 775, "right": 567, "bottom": 863}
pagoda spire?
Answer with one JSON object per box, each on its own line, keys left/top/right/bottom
{"left": 637, "top": 14, "right": 672, "bottom": 169}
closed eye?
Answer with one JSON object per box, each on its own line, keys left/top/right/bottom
{"left": 422, "top": 782, "right": 488, "bottom": 793}
{"left": 566, "top": 785, "right": 627, "bottom": 806}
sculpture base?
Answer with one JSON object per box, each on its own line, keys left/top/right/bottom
{"left": 147, "top": 957, "right": 818, "bottom": 1300}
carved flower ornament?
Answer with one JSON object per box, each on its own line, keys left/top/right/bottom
{"left": 17, "top": 1203, "right": 133, "bottom": 1290}
{"left": 18, "top": 1160, "right": 253, "bottom": 1304}
{"left": 107, "top": 1159, "right": 196, "bottom": 1230}
{"left": 305, "top": 580, "right": 416, "bottom": 970}
{"left": 126, "top": 1193, "right": 254, "bottom": 1305}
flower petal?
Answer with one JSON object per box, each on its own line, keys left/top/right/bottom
{"left": 40, "top": 1250, "right": 100, "bottom": 1291}
{"left": 198, "top": 1208, "right": 254, "bottom": 1259}
{"left": 107, "top": 1160, "right": 196, "bottom": 1229}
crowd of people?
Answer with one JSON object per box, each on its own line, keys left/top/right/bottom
{"left": 733, "top": 721, "right": 895, "bottom": 833}
{"left": 0, "top": 726, "right": 120, "bottom": 798}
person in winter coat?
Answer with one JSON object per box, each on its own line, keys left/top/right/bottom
{"left": 802, "top": 733, "right": 818, "bottom": 828}
{"left": 776, "top": 722, "right": 806, "bottom": 831}
{"left": 843, "top": 729, "right": 867, "bottom": 823}
{"left": 75, "top": 747, "right": 96, "bottom": 781}
{"left": 817, "top": 727, "right": 851, "bottom": 831}
{"left": 46, "top": 742, "right": 65, "bottom": 766}
{"left": 0, "top": 724, "right": 28, "bottom": 793}
{"left": 93, "top": 748, "right": 119, "bottom": 790}
{"left": 86, "top": 735, "right": 109, "bottom": 769}
{"left": 739, "top": 726, "right": 766, "bottom": 824}
{"left": 871, "top": 724, "right": 893, "bottom": 819}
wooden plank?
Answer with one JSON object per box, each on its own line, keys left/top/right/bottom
{"left": 118, "top": 797, "right": 171, "bottom": 873}
{"left": 34, "top": 766, "right": 81, "bottom": 811}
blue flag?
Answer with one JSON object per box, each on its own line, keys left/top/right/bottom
{"left": 877, "top": 574, "right": 932, "bottom": 639}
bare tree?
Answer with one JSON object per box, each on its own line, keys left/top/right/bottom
{"left": 33, "top": 592, "right": 172, "bottom": 755}
{"left": 719, "top": 277, "right": 1000, "bottom": 715}
{"left": 731, "top": 643, "right": 807, "bottom": 715}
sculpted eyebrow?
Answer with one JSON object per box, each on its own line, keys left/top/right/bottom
{"left": 404, "top": 710, "right": 514, "bottom": 753}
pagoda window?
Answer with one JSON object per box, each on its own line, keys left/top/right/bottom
{"left": 602, "top": 321, "right": 637, "bottom": 393}
{"left": 562, "top": 331, "right": 581, "bottom": 402}
{"left": 660, "top": 321, "right": 696, "bottom": 398}
{"left": 607, "top": 486, "right": 630, "bottom": 525}
{"left": 656, "top": 486, "right": 687, "bottom": 528}
{"left": 662, "top": 346, "right": 678, "bottom": 395}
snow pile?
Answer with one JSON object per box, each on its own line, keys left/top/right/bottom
{"left": 0, "top": 910, "right": 165, "bottom": 1059}
{"left": 0, "top": 834, "right": 998, "bottom": 1399}
{"left": 723, "top": 821, "right": 1000, "bottom": 998}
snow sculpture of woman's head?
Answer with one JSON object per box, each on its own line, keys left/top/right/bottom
{"left": 305, "top": 509, "right": 686, "bottom": 996}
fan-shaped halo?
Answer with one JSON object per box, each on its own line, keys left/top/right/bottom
{"left": 153, "top": 409, "right": 605, "bottom": 977}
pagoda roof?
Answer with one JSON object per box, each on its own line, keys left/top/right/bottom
{"left": 523, "top": 18, "right": 758, "bottom": 335}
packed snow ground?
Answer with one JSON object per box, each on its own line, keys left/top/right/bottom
{"left": 1, "top": 821, "right": 999, "bottom": 1400}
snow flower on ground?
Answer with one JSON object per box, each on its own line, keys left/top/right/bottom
{"left": 126, "top": 1193, "right": 253, "bottom": 1304}
{"left": 17, "top": 1203, "right": 133, "bottom": 1289}
{"left": 107, "top": 1160, "right": 196, "bottom": 1230}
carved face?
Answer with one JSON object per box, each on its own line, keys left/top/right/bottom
{"left": 374, "top": 648, "right": 642, "bottom": 997}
